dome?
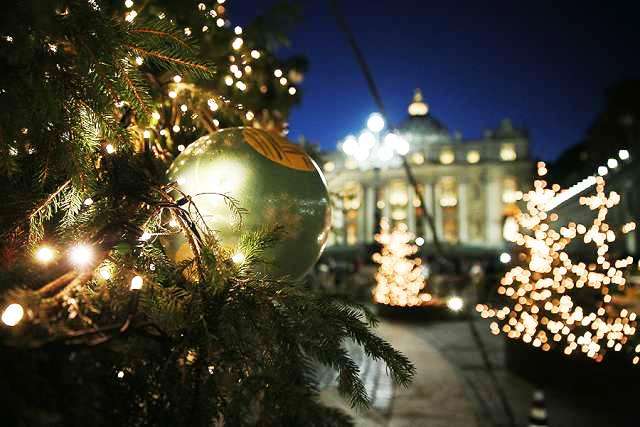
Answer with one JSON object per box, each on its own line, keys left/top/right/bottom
{"left": 397, "top": 89, "right": 450, "bottom": 145}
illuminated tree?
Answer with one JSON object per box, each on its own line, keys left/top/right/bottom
{"left": 0, "top": 1, "right": 414, "bottom": 425}
{"left": 372, "top": 219, "right": 431, "bottom": 307}
{"left": 478, "top": 162, "right": 638, "bottom": 363}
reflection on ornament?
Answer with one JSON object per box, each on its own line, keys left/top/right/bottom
{"left": 164, "top": 127, "right": 331, "bottom": 279}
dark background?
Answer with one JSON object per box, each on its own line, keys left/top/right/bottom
{"left": 233, "top": 0, "right": 639, "bottom": 160}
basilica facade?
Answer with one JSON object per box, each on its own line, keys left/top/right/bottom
{"left": 322, "top": 90, "right": 533, "bottom": 250}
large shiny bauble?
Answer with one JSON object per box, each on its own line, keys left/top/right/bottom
{"left": 164, "top": 127, "right": 331, "bottom": 280}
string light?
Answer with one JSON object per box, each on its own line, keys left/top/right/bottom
{"left": 1, "top": 303, "right": 24, "bottom": 327}
{"left": 231, "top": 251, "right": 245, "bottom": 264}
{"left": 130, "top": 275, "right": 143, "bottom": 290}
{"left": 288, "top": 87, "right": 297, "bottom": 95}
{"left": 250, "top": 50, "right": 260, "bottom": 59}
{"left": 168, "top": 90, "right": 177, "bottom": 99}
{"left": 99, "top": 265, "right": 112, "bottom": 280}
{"left": 479, "top": 163, "right": 637, "bottom": 361}
{"left": 372, "top": 219, "right": 430, "bottom": 307}
{"left": 216, "top": 18, "right": 225, "bottom": 27}
{"left": 234, "top": 26, "right": 242, "bottom": 35}
{"left": 35, "top": 245, "right": 56, "bottom": 264}
{"left": 134, "top": 56, "right": 143, "bottom": 65}
{"left": 173, "top": 75, "right": 182, "bottom": 83}
{"left": 619, "top": 149, "right": 630, "bottom": 160}
{"left": 274, "top": 69, "right": 283, "bottom": 78}
{"left": 68, "top": 244, "right": 94, "bottom": 268}
{"left": 177, "top": 144, "right": 185, "bottom": 152}
{"left": 105, "top": 143, "right": 116, "bottom": 154}
{"left": 231, "top": 37, "right": 243, "bottom": 50}
{"left": 235, "top": 81, "right": 246, "bottom": 91}
{"left": 224, "top": 75, "right": 233, "bottom": 86}
{"left": 180, "top": 104, "right": 188, "bottom": 112}
{"left": 124, "top": 0, "right": 133, "bottom": 8}
{"left": 207, "top": 99, "right": 219, "bottom": 111}
{"left": 83, "top": 198, "right": 94, "bottom": 206}
{"left": 447, "top": 296, "right": 464, "bottom": 312}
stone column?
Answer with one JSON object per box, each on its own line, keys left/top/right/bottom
{"left": 407, "top": 184, "right": 416, "bottom": 235}
{"left": 365, "top": 185, "right": 375, "bottom": 242}
{"left": 434, "top": 181, "right": 443, "bottom": 241}
{"left": 423, "top": 182, "right": 434, "bottom": 241}
{"left": 486, "top": 177, "right": 502, "bottom": 246}
{"left": 458, "top": 181, "right": 469, "bottom": 243}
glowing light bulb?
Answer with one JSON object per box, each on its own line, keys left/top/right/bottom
{"left": 619, "top": 149, "right": 630, "bottom": 160}
{"left": 134, "top": 55, "right": 143, "bottom": 65}
{"left": 139, "top": 231, "right": 152, "bottom": 241}
{"left": 235, "top": 81, "right": 246, "bottom": 91}
{"left": 288, "top": 87, "right": 297, "bottom": 95}
{"left": 250, "top": 50, "right": 260, "bottom": 59}
{"left": 231, "top": 37, "right": 243, "bottom": 50}
{"left": 173, "top": 75, "right": 182, "bottom": 83}
{"left": 367, "top": 113, "right": 385, "bottom": 133}
{"left": 124, "top": 0, "right": 133, "bottom": 8}
{"left": 99, "top": 265, "right": 112, "bottom": 280}
{"left": 35, "top": 245, "right": 55, "bottom": 264}
{"left": 130, "top": 275, "right": 143, "bottom": 290}
{"left": 231, "top": 251, "right": 245, "bottom": 264}
{"left": 447, "top": 296, "right": 464, "bottom": 312}
{"left": 274, "top": 69, "right": 283, "bottom": 78}
{"left": 143, "top": 129, "right": 151, "bottom": 139}
{"left": 172, "top": 125, "right": 180, "bottom": 133}
{"left": 168, "top": 90, "right": 177, "bottom": 99}
{"left": 69, "top": 244, "right": 94, "bottom": 268}
{"left": 180, "top": 104, "right": 188, "bottom": 112}
{"left": 177, "top": 144, "right": 185, "bottom": 152}
{"left": 216, "top": 18, "right": 225, "bottom": 27}
{"left": 224, "top": 75, "right": 233, "bottom": 86}
{"left": 598, "top": 166, "right": 608, "bottom": 176}
{"left": 207, "top": 99, "right": 219, "bottom": 111}
{"left": 83, "top": 198, "right": 94, "bottom": 206}
{"left": 279, "top": 77, "right": 287, "bottom": 86}
{"left": 2, "top": 303, "right": 24, "bottom": 326}
{"left": 499, "top": 252, "right": 512, "bottom": 264}
{"left": 607, "top": 158, "right": 619, "bottom": 169}
{"left": 245, "top": 111, "right": 254, "bottom": 120}
{"left": 415, "top": 237, "right": 425, "bottom": 247}
{"left": 234, "top": 26, "right": 242, "bottom": 35}
{"left": 152, "top": 111, "right": 161, "bottom": 121}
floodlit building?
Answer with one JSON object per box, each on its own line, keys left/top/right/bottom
{"left": 323, "top": 89, "right": 533, "bottom": 250}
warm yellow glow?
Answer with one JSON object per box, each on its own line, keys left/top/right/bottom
{"left": 274, "top": 69, "right": 283, "bottom": 78}
{"left": 411, "top": 152, "right": 424, "bottom": 165}
{"left": 323, "top": 161, "right": 335, "bottom": 172}
{"left": 500, "top": 144, "right": 517, "bottom": 161}
{"left": 288, "top": 87, "right": 297, "bottom": 95}
{"left": 99, "top": 265, "right": 112, "bottom": 280}
{"left": 35, "top": 245, "right": 56, "bottom": 264}
{"left": 372, "top": 219, "right": 430, "bottom": 307}
{"left": 250, "top": 50, "right": 261, "bottom": 59}
{"left": 231, "top": 251, "right": 245, "bottom": 264}
{"left": 439, "top": 149, "right": 454, "bottom": 165}
{"left": 231, "top": 37, "right": 243, "bottom": 50}
{"left": 466, "top": 150, "right": 480, "bottom": 164}
{"left": 134, "top": 55, "right": 143, "bottom": 65}
{"left": 69, "top": 244, "right": 94, "bottom": 268}
{"left": 130, "top": 275, "right": 143, "bottom": 290}
{"left": 224, "top": 75, "right": 233, "bottom": 86}
{"left": 168, "top": 90, "right": 177, "bottom": 99}
{"left": 408, "top": 89, "right": 428, "bottom": 116}
{"left": 2, "top": 303, "right": 24, "bottom": 327}
{"left": 173, "top": 75, "right": 182, "bottom": 83}
{"left": 447, "top": 296, "right": 464, "bottom": 312}
{"left": 105, "top": 143, "right": 116, "bottom": 154}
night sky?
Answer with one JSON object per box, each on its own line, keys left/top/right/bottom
{"left": 236, "top": 1, "right": 639, "bottom": 160}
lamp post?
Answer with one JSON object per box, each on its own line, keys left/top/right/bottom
{"left": 340, "top": 112, "right": 410, "bottom": 239}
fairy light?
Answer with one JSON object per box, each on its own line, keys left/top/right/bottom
{"left": 619, "top": 149, "right": 630, "bottom": 160}
{"left": 235, "top": 81, "right": 246, "bottom": 91}
{"left": 245, "top": 111, "right": 254, "bottom": 120}
{"left": 124, "top": 0, "right": 133, "bottom": 7}
{"left": 105, "top": 143, "right": 116, "bottom": 154}
{"left": 197, "top": 3, "right": 206, "bottom": 11}
{"left": 216, "top": 18, "right": 225, "bottom": 27}
{"left": 83, "top": 198, "right": 94, "bottom": 206}
{"left": 208, "top": 99, "right": 219, "bottom": 111}
{"left": 180, "top": 104, "right": 188, "bottom": 112}
{"left": 234, "top": 26, "right": 242, "bottom": 35}
{"left": 288, "top": 87, "right": 297, "bottom": 95}
{"left": 168, "top": 90, "right": 177, "bottom": 99}
{"left": 173, "top": 75, "right": 182, "bottom": 83}
{"left": 139, "top": 231, "right": 152, "bottom": 241}
{"left": 607, "top": 158, "right": 619, "bottom": 169}
{"left": 35, "top": 245, "right": 56, "bottom": 264}
{"left": 134, "top": 56, "right": 144, "bottom": 65}
{"left": 479, "top": 164, "right": 637, "bottom": 362}
{"left": 279, "top": 77, "right": 287, "bottom": 86}
{"left": 99, "top": 265, "right": 112, "bottom": 280}
{"left": 447, "top": 296, "right": 464, "bottom": 312}
{"left": 172, "top": 125, "right": 180, "bottom": 133}
{"left": 177, "top": 144, "right": 185, "bottom": 152}
{"left": 224, "top": 75, "right": 233, "bottom": 86}
{"left": 130, "top": 275, "right": 143, "bottom": 290}
{"left": 274, "top": 69, "right": 283, "bottom": 78}
{"left": 125, "top": 10, "right": 137, "bottom": 22}
{"left": 250, "top": 50, "right": 261, "bottom": 59}
{"left": 231, "top": 37, "right": 243, "bottom": 50}
{"left": 372, "top": 219, "right": 431, "bottom": 307}
{"left": 68, "top": 244, "right": 94, "bottom": 268}
{"left": 184, "top": 27, "right": 192, "bottom": 36}
{"left": 2, "top": 303, "right": 24, "bottom": 327}
{"left": 143, "top": 129, "right": 151, "bottom": 139}
{"left": 231, "top": 251, "right": 245, "bottom": 264}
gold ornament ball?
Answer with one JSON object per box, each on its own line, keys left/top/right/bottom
{"left": 164, "top": 127, "right": 331, "bottom": 279}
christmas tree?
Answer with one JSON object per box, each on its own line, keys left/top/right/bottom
{"left": 372, "top": 219, "right": 431, "bottom": 307}
{"left": 0, "top": 1, "right": 414, "bottom": 425}
{"left": 477, "top": 162, "right": 639, "bottom": 362}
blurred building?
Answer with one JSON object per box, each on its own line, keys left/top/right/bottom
{"left": 322, "top": 89, "right": 533, "bottom": 250}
